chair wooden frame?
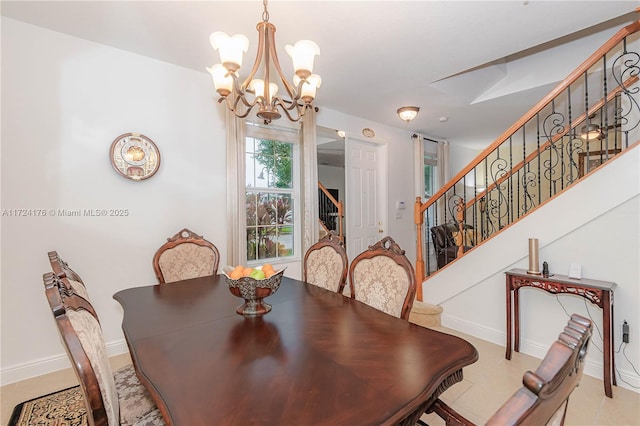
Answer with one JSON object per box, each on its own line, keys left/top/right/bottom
{"left": 348, "top": 236, "right": 416, "bottom": 320}
{"left": 152, "top": 228, "right": 220, "bottom": 283}
{"left": 421, "top": 314, "right": 593, "bottom": 426}
{"left": 43, "top": 272, "right": 108, "bottom": 425}
{"left": 48, "top": 250, "right": 86, "bottom": 285}
{"left": 303, "top": 230, "right": 349, "bottom": 293}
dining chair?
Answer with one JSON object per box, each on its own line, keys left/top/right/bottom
{"left": 348, "top": 236, "right": 416, "bottom": 320}
{"left": 48, "top": 250, "right": 91, "bottom": 301}
{"left": 303, "top": 230, "right": 348, "bottom": 293}
{"left": 43, "top": 272, "right": 165, "bottom": 426}
{"left": 152, "top": 228, "right": 220, "bottom": 283}
{"left": 421, "top": 313, "right": 593, "bottom": 426}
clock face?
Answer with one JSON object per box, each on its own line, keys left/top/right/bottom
{"left": 110, "top": 133, "right": 160, "bottom": 180}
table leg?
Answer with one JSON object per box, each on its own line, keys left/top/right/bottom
{"left": 611, "top": 297, "right": 617, "bottom": 387}
{"left": 603, "top": 291, "right": 614, "bottom": 398}
{"left": 506, "top": 279, "right": 512, "bottom": 360}
{"left": 514, "top": 288, "right": 520, "bottom": 353}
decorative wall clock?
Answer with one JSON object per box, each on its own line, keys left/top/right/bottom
{"left": 110, "top": 133, "right": 161, "bottom": 181}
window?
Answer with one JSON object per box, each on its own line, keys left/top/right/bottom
{"left": 424, "top": 154, "right": 437, "bottom": 198}
{"left": 244, "top": 124, "right": 300, "bottom": 263}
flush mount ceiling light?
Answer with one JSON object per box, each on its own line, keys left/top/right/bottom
{"left": 397, "top": 106, "right": 420, "bottom": 123}
{"left": 207, "top": 0, "right": 321, "bottom": 124}
{"left": 579, "top": 124, "right": 603, "bottom": 140}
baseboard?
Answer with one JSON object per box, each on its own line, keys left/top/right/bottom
{"left": 441, "top": 313, "right": 640, "bottom": 393}
{"left": 1, "top": 339, "right": 128, "bottom": 386}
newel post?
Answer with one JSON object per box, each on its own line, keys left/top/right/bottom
{"left": 414, "top": 196, "right": 424, "bottom": 301}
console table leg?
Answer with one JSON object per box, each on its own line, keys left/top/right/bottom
{"left": 514, "top": 288, "right": 520, "bottom": 353}
{"left": 603, "top": 292, "right": 614, "bottom": 398}
{"left": 506, "top": 282, "right": 512, "bottom": 360}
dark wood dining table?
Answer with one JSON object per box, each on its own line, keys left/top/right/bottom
{"left": 114, "top": 275, "right": 478, "bottom": 426}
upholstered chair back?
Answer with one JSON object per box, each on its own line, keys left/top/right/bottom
{"left": 153, "top": 228, "right": 220, "bottom": 283}
{"left": 348, "top": 236, "right": 416, "bottom": 320}
{"left": 303, "top": 231, "right": 348, "bottom": 293}
{"left": 43, "top": 272, "right": 163, "bottom": 426}
{"left": 44, "top": 273, "right": 118, "bottom": 425}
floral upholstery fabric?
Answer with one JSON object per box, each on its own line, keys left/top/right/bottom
{"left": 158, "top": 243, "right": 217, "bottom": 283}
{"left": 305, "top": 246, "right": 344, "bottom": 292}
{"left": 115, "top": 364, "right": 163, "bottom": 426}
{"left": 66, "top": 311, "right": 163, "bottom": 426}
{"left": 352, "top": 257, "right": 410, "bottom": 318}
{"left": 69, "top": 279, "right": 90, "bottom": 301}
{"left": 67, "top": 310, "right": 119, "bottom": 426}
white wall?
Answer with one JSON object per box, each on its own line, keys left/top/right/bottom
{"left": 423, "top": 146, "right": 640, "bottom": 391}
{"left": 0, "top": 18, "right": 229, "bottom": 383}
{"left": 1, "top": 18, "right": 419, "bottom": 384}
{"left": 449, "top": 142, "right": 479, "bottom": 178}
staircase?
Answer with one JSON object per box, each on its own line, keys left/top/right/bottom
{"left": 414, "top": 19, "right": 640, "bottom": 304}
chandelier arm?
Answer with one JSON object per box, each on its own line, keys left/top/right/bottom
{"left": 226, "top": 96, "right": 257, "bottom": 119}
{"left": 241, "top": 22, "right": 268, "bottom": 93}
{"left": 236, "top": 92, "right": 258, "bottom": 108}
{"left": 225, "top": 73, "right": 253, "bottom": 109}
{"left": 275, "top": 101, "right": 304, "bottom": 122}
{"left": 272, "top": 96, "right": 302, "bottom": 114}
{"left": 271, "top": 96, "right": 295, "bottom": 112}
{"left": 272, "top": 97, "right": 311, "bottom": 122}
{"left": 266, "top": 32, "right": 298, "bottom": 101}
{"left": 218, "top": 88, "right": 259, "bottom": 118}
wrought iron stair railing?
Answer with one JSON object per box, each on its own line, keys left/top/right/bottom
{"left": 414, "top": 19, "right": 640, "bottom": 301}
{"left": 318, "top": 181, "right": 344, "bottom": 242}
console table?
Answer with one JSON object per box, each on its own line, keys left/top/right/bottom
{"left": 505, "top": 268, "right": 616, "bottom": 398}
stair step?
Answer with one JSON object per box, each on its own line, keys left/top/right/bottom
{"left": 410, "top": 301, "right": 443, "bottom": 327}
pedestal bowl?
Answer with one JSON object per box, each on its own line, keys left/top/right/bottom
{"left": 222, "top": 266, "right": 286, "bottom": 316}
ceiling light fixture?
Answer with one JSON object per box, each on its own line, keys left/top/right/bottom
{"left": 397, "top": 106, "right": 420, "bottom": 123}
{"left": 207, "top": 0, "right": 321, "bottom": 124}
{"left": 579, "top": 124, "right": 603, "bottom": 140}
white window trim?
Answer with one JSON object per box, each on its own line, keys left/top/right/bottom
{"left": 242, "top": 122, "right": 302, "bottom": 267}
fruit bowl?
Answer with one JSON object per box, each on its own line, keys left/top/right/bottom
{"left": 222, "top": 266, "right": 286, "bottom": 316}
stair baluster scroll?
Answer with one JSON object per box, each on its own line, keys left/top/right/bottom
{"left": 415, "top": 19, "right": 640, "bottom": 301}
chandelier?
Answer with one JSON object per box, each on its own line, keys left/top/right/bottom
{"left": 207, "top": 0, "right": 321, "bottom": 124}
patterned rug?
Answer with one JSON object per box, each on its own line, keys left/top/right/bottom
{"left": 8, "top": 386, "right": 87, "bottom": 426}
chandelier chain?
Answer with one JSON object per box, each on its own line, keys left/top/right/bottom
{"left": 262, "top": 0, "right": 269, "bottom": 22}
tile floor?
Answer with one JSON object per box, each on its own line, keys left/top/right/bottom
{"left": 420, "top": 326, "right": 640, "bottom": 426}
{"left": 1, "top": 328, "right": 639, "bottom": 426}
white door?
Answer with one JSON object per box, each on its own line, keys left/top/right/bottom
{"left": 345, "top": 138, "right": 387, "bottom": 262}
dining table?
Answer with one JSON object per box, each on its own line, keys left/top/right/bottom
{"left": 114, "top": 274, "right": 478, "bottom": 426}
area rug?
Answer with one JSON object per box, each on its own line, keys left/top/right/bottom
{"left": 8, "top": 386, "right": 87, "bottom": 426}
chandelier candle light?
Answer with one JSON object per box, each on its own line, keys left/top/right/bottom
{"left": 208, "top": 0, "right": 321, "bottom": 124}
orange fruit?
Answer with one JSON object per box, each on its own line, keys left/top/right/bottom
{"left": 229, "top": 269, "right": 243, "bottom": 280}
{"left": 265, "top": 269, "right": 276, "bottom": 278}
{"left": 262, "top": 263, "right": 274, "bottom": 272}
{"left": 233, "top": 265, "right": 244, "bottom": 274}
{"left": 242, "top": 267, "right": 255, "bottom": 277}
